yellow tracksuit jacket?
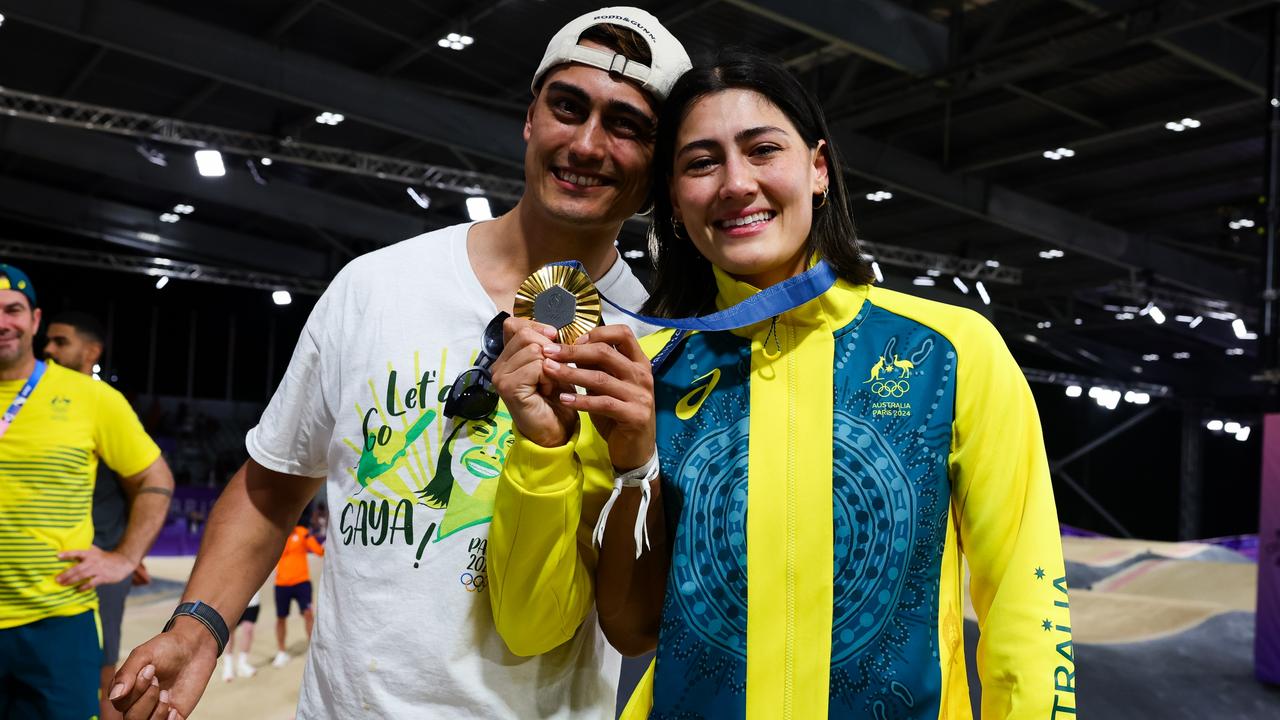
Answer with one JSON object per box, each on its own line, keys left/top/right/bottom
{"left": 489, "top": 268, "right": 1075, "bottom": 719}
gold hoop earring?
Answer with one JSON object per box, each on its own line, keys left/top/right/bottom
{"left": 813, "top": 187, "right": 829, "bottom": 210}
{"left": 670, "top": 216, "right": 686, "bottom": 239}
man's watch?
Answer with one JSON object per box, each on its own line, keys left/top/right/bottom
{"left": 163, "top": 601, "right": 229, "bottom": 656}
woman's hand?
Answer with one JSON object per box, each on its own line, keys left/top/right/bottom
{"left": 542, "top": 325, "right": 656, "bottom": 471}
{"left": 490, "top": 317, "right": 578, "bottom": 447}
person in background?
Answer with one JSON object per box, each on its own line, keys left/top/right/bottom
{"left": 0, "top": 265, "right": 173, "bottom": 720}
{"left": 271, "top": 511, "right": 324, "bottom": 668}
{"left": 222, "top": 591, "right": 261, "bottom": 681}
{"left": 44, "top": 309, "right": 175, "bottom": 720}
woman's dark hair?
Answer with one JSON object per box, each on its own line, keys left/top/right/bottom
{"left": 642, "top": 48, "right": 873, "bottom": 318}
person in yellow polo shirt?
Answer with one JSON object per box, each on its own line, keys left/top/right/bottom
{"left": 0, "top": 263, "right": 173, "bottom": 720}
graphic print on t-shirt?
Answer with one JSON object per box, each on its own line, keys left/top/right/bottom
{"left": 338, "top": 350, "right": 513, "bottom": 585}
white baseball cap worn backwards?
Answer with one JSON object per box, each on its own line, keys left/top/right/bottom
{"left": 531, "top": 6, "right": 692, "bottom": 102}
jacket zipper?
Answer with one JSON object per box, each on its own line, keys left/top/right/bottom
{"left": 783, "top": 321, "right": 797, "bottom": 718}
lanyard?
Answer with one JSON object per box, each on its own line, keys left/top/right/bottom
{"left": 552, "top": 259, "right": 836, "bottom": 331}
{"left": 0, "top": 360, "right": 46, "bottom": 440}
{"left": 550, "top": 259, "right": 837, "bottom": 372}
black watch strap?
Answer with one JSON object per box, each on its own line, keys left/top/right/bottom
{"left": 164, "top": 601, "right": 229, "bottom": 657}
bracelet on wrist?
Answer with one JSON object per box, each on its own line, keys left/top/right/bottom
{"left": 163, "top": 600, "right": 229, "bottom": 656}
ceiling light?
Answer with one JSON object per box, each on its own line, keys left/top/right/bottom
{"left": 194, "top": 149, "right": 226, "bottom": 177}
{"left": 1147, "top": 304, "right": 1166, "bottom": 324}
{"left": 1232, "top": 318, "right": 1257, "bottom": 340}
{"left": 1181, "top": 118, "right": 1201, "bottom": 128}
{"left": 623, "top": 249, "right": 644, "bottom": 259}
{"left": 1074, "top": 318, "right": 1083, "bottom": 325}
{"left": 1087, "top": 386, "right": 1103, "bottom": 399}
{"left": 407, "top": 187, "right": 431, "bottom": 210}
{"left": 975, "top": 281, "right": 990, "bottom": 305}
{"left": 260, "top": 157, "right": 273, "bottom": 166}
{"left": 1024, "top": 333, "right": 1038, "bottom": 343}
{"left": 1036, "top": 320, "right": 1052, "bottom": 329}
{"left": 173, "top": 204, "right": 194, "bottom": 214}
{"left": 912, "top": 276, "right": 935, "bottom": 287}
{"left": 1044, "top": 147, "right": 1075, "bottom": 160}
{"left": 1237, "top": 426, "right": 1252, "bottom": 442}
{"left": 953, "top": 277, "right": 969, "bottom": 293}
{"left": 1058, "top": 147, "right": 1075, "bottom": 157}
{"left": 1124, "top": 391, "right": 1150, "bottom": 405}
{"left": 1226, "top": 348, "right": 1244, "bottom": 356}
{"left": 315, "top": 112, "right": 345, "bottom": 126}
{"left": 1096, "top": 389, "right": 1120, "bottom": 410}
{"left": 155, "top": 276, "right": 169, "bottom": 290}
{"left": 1273, "top": 98, "right": 1279, "bottom": 108}
{"left": 439, "top": 32, "right": 474, "bottom": 50}
{"left": 1165, "top": 121, "right": 1185, "bottom": 132}
{"left": 926, "top": 268, "right": 942, "bottom": 277}
{"left": 1115, "top": 312, "right": 1135, "bottom": 320}
{"left": 1142, "top": 353, "right": 1159, "bottom": 361}
{"left": 1174, "top": 315, "right": 1193, "bottom": 323}
{"left": 272, "top": 290, "right": 292, "bottom": 306}
{"left": 1205, "top": 310, "right": 1237, "bottom": 321}
{"left": 1065, "top": 385, "right": 1082, "bottom": 397}
{"left": 1224, "top": 421, "right": 1241, "bottom": 434}
{"left": 871, "top": 261, "right": 884, "bottom": 283}
{"left": 1038, "top": 248, "right": 1065, "bottom": 259}
{"left": 0, "top": 14, "right": 6, "bottom": 28}
{"left": 985, "top": 259, "right": 1000, "bottom": 268}
{"left": 1172, "top": 351, "right": 1190, "bottom": 359}
{"left": 1043, "top": 150, "right": 1061, "bottom": 160}
{"left": 1188, "top": 315, "right": 1203, "bottom": 328}
{"left": 1206, "top": 419, "right": 1223, "bottom": 431}
{"left": 159, "top": 213, "right": 180, "bottom": 223}
{"left": 865, "top": 190, "right": 893, "bottom": 202}
{"left": 466, "top": 196, "right": 493, "bottom": 220}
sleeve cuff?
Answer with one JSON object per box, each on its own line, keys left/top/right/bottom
{"left": 502, "top": 425, "right": 584, "bottom": 496}
{"left": 245, "top": 426, "right": 327, "bottom": 478}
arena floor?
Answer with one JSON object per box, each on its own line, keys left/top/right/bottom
{"left": 121, "top": 537, "right": 1280, "bottom": 718}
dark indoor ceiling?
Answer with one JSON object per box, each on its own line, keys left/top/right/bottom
{"left": 0, "top": 0, "right": 1276, "bottom": 406}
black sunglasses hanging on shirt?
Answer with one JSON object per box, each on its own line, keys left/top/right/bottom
{"left": 443, "top": 311, "right": 509, "bottom": 420}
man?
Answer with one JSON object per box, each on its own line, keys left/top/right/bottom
{"left": 0, "top": 264, "right": 174, "bottom": 720}
{"left": 44, "top": 310, "right": 174, "bottom": 720}
{"left": 111, "top": 8, "right": 690, "bottom": 718}
{"left": 270, "top": 511, "right": 324, "bottom": 668}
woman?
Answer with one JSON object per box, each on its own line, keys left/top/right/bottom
{"left": 490, "top": 49, "right": 1073, "bottom": 719}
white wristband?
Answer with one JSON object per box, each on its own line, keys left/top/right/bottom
{"left": 591, "top": 449, "right": 660, "bottom": 559}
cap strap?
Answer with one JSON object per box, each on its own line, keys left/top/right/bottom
{"left": 562, "top": 45, "right": 652, "bottom": 87}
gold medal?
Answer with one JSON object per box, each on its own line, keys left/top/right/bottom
{"left": 514, "top": 264, "right": 602, "bottom": 344}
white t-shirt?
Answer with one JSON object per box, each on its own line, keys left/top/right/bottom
{"left": 246, "top": 222, "right": 652, "bottom": 719}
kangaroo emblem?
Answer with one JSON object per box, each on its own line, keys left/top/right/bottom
{"left": 864, "top": 356, "right": 888, "bottom": 383}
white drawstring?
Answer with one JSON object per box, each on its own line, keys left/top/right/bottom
{"left": 592, "top": 448, "right": 660, "bottom": 559}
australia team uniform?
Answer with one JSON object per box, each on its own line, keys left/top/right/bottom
{"left": 492, "top": 268, "right": 1075, "bottom": 720}
{"left": 0, "top": 361, "right": 160, "bottom": 718}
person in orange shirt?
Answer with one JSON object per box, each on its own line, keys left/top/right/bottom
{"left": 271, "top": 510, "right": 324, "bottom": 668}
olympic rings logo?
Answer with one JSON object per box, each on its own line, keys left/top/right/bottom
{"left": 460, "top": 572, "right": 488, "bottom": 592}
{"left": 871, "top": 380, "right": 910, "bottom": 398}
